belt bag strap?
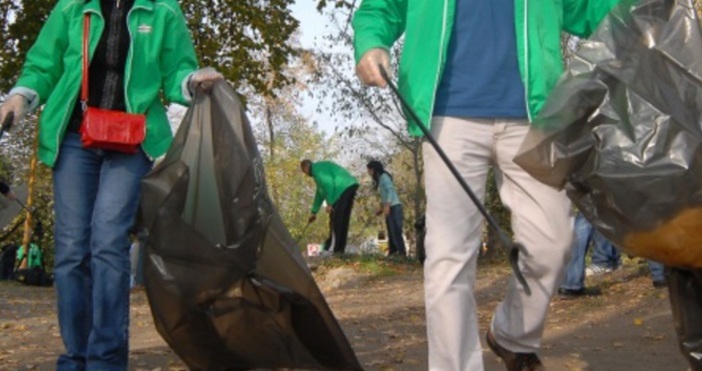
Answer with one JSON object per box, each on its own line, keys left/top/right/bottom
{"left": 82, "top": 14, "right": 90, "bottom": 110}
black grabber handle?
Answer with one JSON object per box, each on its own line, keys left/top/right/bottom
{"left": 378, "top": 65, "right": 531, "bottom": 295}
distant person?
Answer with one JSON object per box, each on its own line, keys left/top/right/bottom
{"left": 16, "top": 242, "right": 43, "bottom": 270}
{"left": 559, "top": 212, "right": 616, "bottom": 296}
{"left": 648, "top": 260, "right": 666, "bottom": 288}
{"left": 367, "top": 160, "right": 406, "bottom": 256}
{"left": 561, "top": 212, "right": 667, "bottom": 297}
{"left": 300, "top": 159, "right": 359, "bottom": 254}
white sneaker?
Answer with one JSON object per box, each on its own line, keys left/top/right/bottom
{"left": 585, "top": 264, "right": 614, "bottom": 277}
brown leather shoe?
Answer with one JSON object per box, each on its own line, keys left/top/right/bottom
{"left": 486, "top": 329, "right": 545, "bottom": 371}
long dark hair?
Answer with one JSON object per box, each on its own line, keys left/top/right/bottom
{"left": 366, "top": 160, "right": 392, "bottom": 189}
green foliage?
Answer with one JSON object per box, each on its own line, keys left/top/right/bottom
{"left": 181, "top": 0, "right": 299, "bottom": 97}
{"left": 0, "top": 0, "right": 300, "bottom": 96}
{"left": 317, "top": 254, "right": 421, "bottom": 278}
{"left": 0, "top": 0, "right": 55, "bottom": 92}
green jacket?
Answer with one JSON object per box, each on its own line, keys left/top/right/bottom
{"left": 310, "top": 161, "right": 359, "bottom": 214}
{"left": 16, "top": 243, "right": 43, "bottom": 269}
{"left": 352, "top": 0, "right": 620, "bottom": 135}
{"left": 13, "top": 0, "right": 198, "bottom": 167}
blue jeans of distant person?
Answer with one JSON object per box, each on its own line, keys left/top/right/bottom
{"left": 561, "top": 213, "right": 618, "bottom": 291}
{"left": 648, "top": 260, "right": 666, "bottom": 283}
{"left": 590, "top": 226, "right": 621, "bottom": 269}
{"left": 53, "top": 134, "right": 152, "bottom": 370}
{"left": 386, "top": 204, "right": 406, "bottom": 256}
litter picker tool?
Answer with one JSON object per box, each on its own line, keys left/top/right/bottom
{"left": 14, "top": 198, "right": 31, "bottom": 214}
{"left": 294, "top": 221, "right": 312, "bottom": 246}
{"left": 378, "top": 65, "right": 531, "bottom": 295}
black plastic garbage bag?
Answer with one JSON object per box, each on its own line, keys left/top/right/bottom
{"left": 138, "top": 81, "right": 362, "bottom": 370}
{"left": 515, "top": 0, "right": 702, "bottom": 269}
{"left": 666, "top": 267, "right": 702, "bottom": 370}
{"left": 0, "top": 184, "right": 28, "bottom": 230}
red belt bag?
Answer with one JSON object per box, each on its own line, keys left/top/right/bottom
{"left": 80, "top": 14, "right": 145, "bottom": 154}
{"left": 80, "top": 107, "right": 145, "bottom": 154}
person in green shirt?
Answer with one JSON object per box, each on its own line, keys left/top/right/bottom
{"left": 367, "top": 161, "right": 406, "bottom": 256}
{"left": 353, "top": 0, "right": 619, "bottom": 369}
{"left": 16, "top": 243, "right": 43, "bottom": 269}
{"left": 301, "top": 159, "right": 359, "bottom": 254}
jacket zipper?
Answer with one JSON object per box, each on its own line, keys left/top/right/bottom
{"left": 126, "top": 4, "right": 152, "bottom": 157}
{"left": 522, "top": 0, "right": 532, "bottom": 122}
{"left": 428, "top": 0, "right": 450, "bottom": 127}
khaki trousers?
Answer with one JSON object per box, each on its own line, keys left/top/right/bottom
{"left": 423, "top": 116, "right": 574, "bottom": 371}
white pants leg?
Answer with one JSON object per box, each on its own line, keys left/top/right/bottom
{"left": 490, "top": 120, "right": 573, "bottom": 353}
{"left": 423, "top": 117, "right": 573, "bottom": 371}
{"left": 424, "top": 117, "right": 493, "bottom": 371}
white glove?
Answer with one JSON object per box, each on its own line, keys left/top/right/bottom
{"left": 0, "top": 94, "right": 29, "bottom": 129}
{"left": 189, "top": 67, "right": 224, "bottom": 91}
{"left": 355, "top": 48, "right": 391, "bottom": 87}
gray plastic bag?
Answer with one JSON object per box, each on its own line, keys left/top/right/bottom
{"left": 515, "top": 0, "right": 702, "bottom": 269}
{"left": 138, "top": 81, "right": 362, "bottom": 370}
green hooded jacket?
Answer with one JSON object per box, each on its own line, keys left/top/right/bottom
{"left": 310, "top": 161, "right": 359, "bottom": 215}
{"left": 12, "top": 0, "right": 199, "bottom": 167}
{"left": 352, "top": 0, "right": 620, "bottom": 135}
{"left": 16, "top": 243, "right": 43, "bottom": 269}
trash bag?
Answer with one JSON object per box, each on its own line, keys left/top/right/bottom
{"left": 0, "top": 184, "right": 28, "bottom": 230}
{"left": 666, "top": 267, "right": 702, "bottom": 370}
{"left": 514, "top": 0, "right": 702, "bottom": 269}
{"left": 138, "top": 81, "right": 362, "bottom": 370}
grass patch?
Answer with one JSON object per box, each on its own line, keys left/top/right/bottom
{"left": 315, "top": 254, "right": 421, "bottom": 278}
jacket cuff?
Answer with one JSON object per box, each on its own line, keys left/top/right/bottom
{"left": 182, "top": 72, "right": 195, "bottom": 103}
{"left": 354, "top": 39, "right": 390, "bottom": 64}
{"left": 8, "top": 87, "right": 40, "bottom": 111}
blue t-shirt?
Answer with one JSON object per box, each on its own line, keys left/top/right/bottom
{"left": 433, "top": 0, "right": 528, "bottom": 118}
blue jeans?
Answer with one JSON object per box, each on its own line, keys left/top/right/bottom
{"left": 53, "top": 134, "right": 152, "bottom": 370}
{"left": 648, "top": 260, "right": 665, "bottom": 283}
{"left": 561, "top": 213, "right": 619, "bottom": 290}
{"left": 386, "top": 204, "right": 406, "bottom": 255}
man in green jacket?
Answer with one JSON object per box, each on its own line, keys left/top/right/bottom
{"left": 301, "top": 159, "right": 359, "bottom": 254}
{"left": 353, "top": 0, "right": 619, "bottom": 370}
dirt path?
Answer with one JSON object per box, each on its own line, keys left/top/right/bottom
{"left": 0, "top": 259, "right": 689, "bottom": 370}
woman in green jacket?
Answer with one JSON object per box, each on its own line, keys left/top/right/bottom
{"left": 353, "top": 0, "right": 620, "bottom": 370}
{"left": 0, "top": 0, "right": 221, "bottom": 369}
